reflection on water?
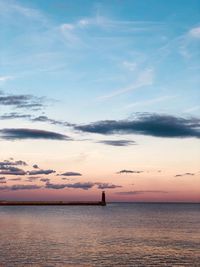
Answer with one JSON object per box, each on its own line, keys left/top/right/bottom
{"left": 0, "top": 203, "right": 199, "bottom": 266}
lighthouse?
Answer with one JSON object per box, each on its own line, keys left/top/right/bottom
{"left": 101, "top": 191, "right": 106, "bottom": 205}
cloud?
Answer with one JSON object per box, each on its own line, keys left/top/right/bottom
{"left": 13, "top": 160, "right": 27, "bottom": 166}
{"left": 45, "top": 182, "right": 95, "bottom": 190}
{"left": 75, "top": 113, "right": 200, "bottom": 139}
{"left": 116, "top": 190, "right": 168, "bottom": 195}
{"left": 59, "top": 172, "right": 82, "bottom": 176}
{"left": 28, "top": 169, "right": 56, "bottom": 175}
{"left": 32, "top": 116, "right": 72, "bottom": 126}
{"left": 189, "top": 26, "right": 200, "bottom": 39}
{"left": 60, "top": 23, "right": 80, "bottom": 44}
{"left": 174, "top": 172, "right": 195, "bottom": 177}
{"left": 60, "top": 16, "right": 163, "bottom": 34}
{"left": 0, "top": 91, "right": 45, "bottom": 110}
{"left": 40, "top": 178, "right": 50, "bottom": 182}
{"left": 96, "top": 183, "right": 122, "bottom": 189}
{"left": 26, "top": 176, "right": 40, "bottom": 182}
{"left": 122, "top": 61, "right": 137, "bottom": 71}
{"left": 0, "top": 1, "right": 45, "bottom": 21}
{"left": 33, "top": 164, "right": 39, "bottom": 169}
{"left": 117, "top": 170, "right": 143, "bottom": 174}
{"left": 9, "top": 178, "right": 22, "bottom": 181}
{"left": 125, "top": 95, "right": 176, "bottom": 110}
{"left": 0, "top": 113, "right": 32, "bottom": 120}
{"left": 0, "top": 128, "right": 70, "bottom": 140}
{"left": 98, "top": 140, "right": 136, "bottom": 146}
{"left": 0, "top": 159, "right": 27, "bottom": 166}
{"left": 45, "top": 182, "right": 67, "bottom": 189}
{"left": 0, "top": 166, "right": 26, "bottom": 176}
{"left": 0, "top": 113, "right": 74, "bottom": 128}
{"left": 0, "top": 177, "right": 6, "bottom": 184}
{"left": 0, "top": 160, "right": 27, "bottom": 175}
{"left": 0, "top": 76, "right": 13, "bottom": 82}
{"left": 98, "top": 68, "right": 154, "bottom": 100}
{"left": 0, "top": 184, "right": 42, "bottom": 191}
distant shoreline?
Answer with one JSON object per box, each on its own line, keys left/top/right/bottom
{"left": 0, "top": 201, "right": 106, "bottom": 206}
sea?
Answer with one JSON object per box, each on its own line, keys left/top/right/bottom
{"left": 0, "top": 203, "right": 199, "bottom": 266}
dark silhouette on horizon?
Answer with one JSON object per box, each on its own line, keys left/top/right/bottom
{"left": 0, "top": 191, "right": 106, "bottom": 206}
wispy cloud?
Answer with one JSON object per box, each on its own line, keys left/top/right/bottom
{"left": 184, "top": 106, "right": 200, "bottom": 113}
{"left": 188, "top": 26, "right": 200, "bottom": 39}
{"left": 174, "top": 172, "right": 195, "bottom": 177}
{"left": 0, "top": 75, "right": 13, "bottom": 82}
{"left": 0, "top": 113, "right": 74, "bottom": 128}
{"left": 0, "top": 1, "right": 46, "bottom": 22}
{"left": 124, "top": 95, "right": 176, "bottom": 110}
{"left": 97, "top": 68, "right": 154, "bottom": 100}
{"left": 0, "top": 113, "right": 32, "bottom": 120}
{"left": 122, "top": 61, "right": 137, "bottom": 71}
{"left": 96, "top": 183, "right": 122, "bottom": 189}
{"left": 0, "top": 184, "right": 42, "bottom": 191}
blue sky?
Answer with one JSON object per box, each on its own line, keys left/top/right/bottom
{"left": 0, "top": 0, "right": 200, "bottom": 201}
{"left": 1, "top": 0, "right": 200, "bottom": 122}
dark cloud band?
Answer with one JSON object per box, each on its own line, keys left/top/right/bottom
{"left": 75, "top": 114, "right": 200, "bottom": 139}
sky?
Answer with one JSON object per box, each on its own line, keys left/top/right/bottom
{"left": 0, "top": 0, "right": 200, "bottom": 202}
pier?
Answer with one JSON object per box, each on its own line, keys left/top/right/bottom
{"left": 0, "top": 191, "right": 106, "bottom": 206}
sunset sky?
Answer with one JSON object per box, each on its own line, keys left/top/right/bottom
{"left": 0, "top": 0, "right": 200, "bottom": 202}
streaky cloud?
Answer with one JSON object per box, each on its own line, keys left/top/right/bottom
{"left": 28, "top": 169, "right": 55, "bottom": 175}
{"left": 0, "top": 91, "right": 44, "bottom": 110}
{"left": 117, "top": 169, "right": 143, "bottom": 174}
{"left": 8, "top": 178, "right": 22, "bottom": 181}
{"left": 0, "top": 112, "right": 32, "bottom": 120}
{"left": 45, "top": 181, "right": 95, "bottom": 190}
{"left": 59, "top": 172, "right": 82, "bottom": 176}
{"left": 96, "top": 183, "right": 122, "bottom": 189}
{"left": 26, "top": 176, "right": 40, "bottom": 182}
{"left": 0, "top": 167, "right": 26, "bottom": 176}
{"left": 174, "top": 172, "right": 195, "bottom": 177}
{"left": 0, "top": 128, "right": 70, "bottom": 140}
{"left": 40, "top": 178, "right": 50, "bottom": 182}
{"left": 0, "top": 184, "right": 42, "bottom": 191}
{"left": 98, "top": 140, "right": 136, "bottom": 146}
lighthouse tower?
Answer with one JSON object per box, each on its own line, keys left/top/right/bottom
{"left": 101, "top": 191, "right": 106, "bottom": 205}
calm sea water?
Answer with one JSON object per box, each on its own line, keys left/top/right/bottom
{"left": 0, "top": 203, "right": 199, "bottom": 266}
